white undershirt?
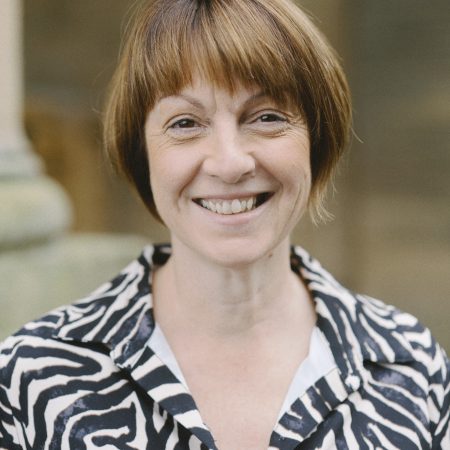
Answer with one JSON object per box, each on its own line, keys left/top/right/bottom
{"left": 148, "top": 324, "right": 336, "bottom": 420}
{"left": 276, "top": 326, "right": 336, "bottom": 419}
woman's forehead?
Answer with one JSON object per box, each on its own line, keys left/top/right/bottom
{"left": 152, "top": 72, "right": 295, "bottom": 112}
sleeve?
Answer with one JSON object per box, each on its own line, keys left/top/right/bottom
{"left": 0, "top": 394, "right": 21, "bottom": 450}
{"left": 0, "top": 338, "right": 22, "bottom": 450}
{"left": 429, "top": 343, "right": 450, "bottom": 449}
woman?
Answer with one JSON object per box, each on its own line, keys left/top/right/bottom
{"left": 1, "top": 0, "right": 448, "bottom": 449}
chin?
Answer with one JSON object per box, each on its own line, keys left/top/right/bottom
{"left": 192, "top": 236, "right": 285, "bottom": 269}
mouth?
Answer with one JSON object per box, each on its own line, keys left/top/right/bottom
{"left": 193, "top": 192, "right": 273, "bottom": 215}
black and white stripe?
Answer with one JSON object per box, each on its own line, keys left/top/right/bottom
{"left": 1, "top": 244, "right": 449, "bottom": 449}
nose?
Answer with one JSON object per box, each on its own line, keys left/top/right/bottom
{"left": 202, "top": 132, "right": 256, "bottom": 184}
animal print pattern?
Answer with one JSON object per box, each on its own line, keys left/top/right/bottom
{"left": 0, "top": 245, "right": 449, "bottom": 449}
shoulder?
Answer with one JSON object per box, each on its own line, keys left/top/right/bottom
{"left": 354, "top": 294, "right": 450, "bottom": 442}
{"left": 0, "top": 306, "right": 114, "bottom": 448}
{"left": 354, "top": 292, "right": 449, "bottom": 397}
{"left": 292, "top": 246, "right": 450, "bottom": 443}
{"left": 0, "top": 247, "right": 157, "bottom": 445}
{"left": 291, "top": 245, "right": 449, "bottom": 380}
{"left": 354, "top": 292, "right": 444, "bottom": 363}
{"left": 0, "top": 303, "right": 114, "bottom": 396}
{"left": 0, "top": 245, "right": 171, "bottom": 447}
{"left": 0, "top": 244, "right": 162, "bottom": 379}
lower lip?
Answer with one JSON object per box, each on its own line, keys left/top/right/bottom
{"left": 194, "top": 196, "right": 273, "bottom": 226}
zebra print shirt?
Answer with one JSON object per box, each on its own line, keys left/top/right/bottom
{"left": 1, "top": 245, "right": 449, "bottom": 449}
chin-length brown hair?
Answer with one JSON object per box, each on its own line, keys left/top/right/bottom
{"left": 103, "top": 0, "right": 352, "bottom": 222}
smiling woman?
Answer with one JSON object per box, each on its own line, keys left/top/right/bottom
{"left": 1, "top": 0, "right": 449, "bottom": 449}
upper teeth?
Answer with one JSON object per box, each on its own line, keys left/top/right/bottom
{"left": 199, "top": 197, "right": 256, "bottom": 214}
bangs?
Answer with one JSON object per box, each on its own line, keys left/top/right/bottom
{"left": 138, "top": 0, "right": 303, "bottom": 109}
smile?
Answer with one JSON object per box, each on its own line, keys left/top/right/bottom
{"left": 194, "top": 193, "right": 273, "bottom": 215}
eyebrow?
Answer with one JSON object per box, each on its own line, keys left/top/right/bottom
{"left": 241, "top": 91, "right": 271, "bottom": 108}
{"left": 175, "top": 94, "right": 205, "bottom": 111}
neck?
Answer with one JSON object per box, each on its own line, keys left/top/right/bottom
{"left": 153, "top": 238, "right": 315, "bottom": 339}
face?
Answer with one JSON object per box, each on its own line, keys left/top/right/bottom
{"left": 145, "top": 76, "right": 311, "bottom": 267}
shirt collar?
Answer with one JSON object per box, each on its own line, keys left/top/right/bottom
{"left": 54, "top": 243, "right": 217, "bottom": 448}
{"left": 291, "top": 246, "right": 414, "bottom": 360}
{"left": 54, "top": 244, "right": 414, "bottom": 371}
{"left": 54, "top": 245, "right": 168, "bottom": 366}
{"left": 270, "top": 246, "right": 417, "bottom": 447}
{"left": 53, "top": 244, "right": 415, "bottom": 449}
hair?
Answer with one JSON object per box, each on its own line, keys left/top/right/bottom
{"left": 103, "top": 0, "right": 352, "bottom": 222}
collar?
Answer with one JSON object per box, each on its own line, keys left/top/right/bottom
{"left": 55, "top": 245, "right": 165, "bottom": 366}
{"left": 54, "top": 244, "right": 415, "bottom": 449}
{"left": 54, "top": 244, "right": 217, "bottom": 448}
{"left": 290, "top": 246, "right": 415, "bottom": 366}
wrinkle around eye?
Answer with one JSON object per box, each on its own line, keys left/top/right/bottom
{"left": 163, "top": 114, "right": 208, "bottom": 138}
{"left": 246, "top": 120, "right": 290, "bottom": 137}
{"left": 164, "top": 125, "right": 207, "bottom": 142}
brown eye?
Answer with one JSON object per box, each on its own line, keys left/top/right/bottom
{"left": 170, "top": 118, "right": 198, "bottom": 129}
{"left": 259, "top": 113, "right": 286, "bottom": 123}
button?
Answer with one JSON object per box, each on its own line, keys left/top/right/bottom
{"left": 345, "top": 375, "right": 361, "bottom": 391}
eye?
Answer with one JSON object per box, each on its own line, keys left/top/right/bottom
{"left": 258, "top": 113, "right": 286, "bottom": 123}
{"left": 165, "top": 116, "right": 205, "bottom": 140}
{"left": 247, "top": 110, "right": 289, "bottom": 135}
{"left": 169, "top": 118, "right": 198, "bottom": 129}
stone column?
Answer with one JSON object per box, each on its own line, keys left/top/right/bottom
{"left": 0, "top": 1, "right": 148, "bottom": 340}
{"left": 0, "top": 0, "right": 72, "bottom": 248}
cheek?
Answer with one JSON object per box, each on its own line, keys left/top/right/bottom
{"left": 263, "top": 140, "right": 311, "bottom": 190}
{"left": 147, "top": 146, "right": 201, "bottom": 204}
{"left": 146, "top": 140, "right": 179, "bottom": 212}
{"left": 285, "top": 137, "right": 311, "bottom": 190}
{"left": 147, "top": 153, "right": 182, "bottom": 225}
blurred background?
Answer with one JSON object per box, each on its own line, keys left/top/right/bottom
{"left": 0, "top": 0, "right": 449, "bottom": 351}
